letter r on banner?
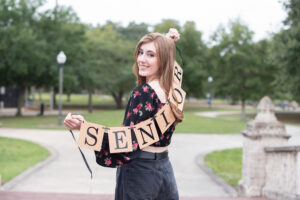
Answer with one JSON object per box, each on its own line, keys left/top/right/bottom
{"left": 155, "top": 104, "right": 175, "bottom": 134}
{"left": 78, "top": 121, "right": 105, "bottom": 151}
{"left": 134, "top": 118, "right": 159, "bottom": 149}
{"left": 108, "top": 127, "right": 133, "bottom": 153}
{"left": 173, "top": 61, "right": 183, "bottom": 87}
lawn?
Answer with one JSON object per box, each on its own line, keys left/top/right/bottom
{"left": 219, "top": 111, "right": 300, "bottom": 126}
{"left": 0, "top": 107, "right": 247, "bottom": 133}
{"left": 205, "top": 148, "right": 242, "bottom": 186}
{"left": 0, "top": 137, "right": 50, "bottom": 184}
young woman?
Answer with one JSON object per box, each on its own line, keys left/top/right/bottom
{"left": 64, "top": 29, "right": 184, "bottom": 200}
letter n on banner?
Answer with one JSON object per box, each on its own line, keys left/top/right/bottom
{"left": 173, "top": 61, "right": 183, "bottom": 87}
{"left": 169, "top": 86, "right": 186, "bottom": 111}
{"left": 155, "top": 104, "right": 175, "bottom": 134}
{"left": 108, "top": 127, "right": 132, "bottom": 153}
{"left": 78, "top": 121, "right": 105, "bottom": 151}
{"left": 134, "top": 118, "right": 159, "bottom": 149}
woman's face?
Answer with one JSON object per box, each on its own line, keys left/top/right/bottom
{"left": 137, "top": 42, "right": 159, "bottom": 82}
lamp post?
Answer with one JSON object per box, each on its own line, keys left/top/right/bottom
{"left": 207, "top": 76, "right": 213, "bottom": 108}
{"left": 57, "top": 51, "right": 67, "bottom": 125}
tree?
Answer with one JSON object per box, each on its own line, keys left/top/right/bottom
{"left": 279, "top": 0, "right": 300, "bottom": 101}
{"left": 176, "top": 21, "right": 207, "bottom": 97}
{"left": 0, "top": 0, "right": 47, "bottom": 116}
{"left": 269, "top": 30, "right": 294, "bottom": 101}
{"left": 85, "top": 23, "right": 137, "bottom": 109}
{"left": 37, "top": 6, "right": 87, "bottom": 107}
{"left": 210, "top": 20, "right": 276, "bottom": 120}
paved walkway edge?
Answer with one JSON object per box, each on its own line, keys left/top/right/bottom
{"left": 0, "top": 143, "right": 58, "bottom": 191}
{"left": 196, "top": 153, "right": 238, "bottom": 197}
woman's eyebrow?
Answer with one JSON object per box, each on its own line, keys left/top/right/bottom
{"left": 139, "top": 48, "right": 156, "bottom": 53}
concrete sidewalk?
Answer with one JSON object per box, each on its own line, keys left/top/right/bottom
{"left": 0, "top": 128, "right": 243, "bottom": 198}
{"left": 0, "top": 191, "right": 267, "bottom": 200}
{"left": 0, "top": 125, "right": 298, "bottom": 198}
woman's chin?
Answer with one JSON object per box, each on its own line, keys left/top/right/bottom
{"left": 138, "top": 72, "right": 148, "bottom": 77}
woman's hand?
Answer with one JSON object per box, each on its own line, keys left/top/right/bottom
{"left": 166, "top": 28, "right": 180, "bottom": 42}
{"left": 64, "top": 113, "right": 85, "bottom": 130}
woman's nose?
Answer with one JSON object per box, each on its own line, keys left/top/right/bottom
{"left": 137, "top": 54, "right": 146, "bottom": 63}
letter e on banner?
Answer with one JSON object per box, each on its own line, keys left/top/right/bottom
{"left": 173, "top": 61, "right": 183, "bottom": 87}
{"left": 155, "top": 104, "right": 175, "bottom": 134}
{"left": 134, "top": 118, "right": 159, "bottom": 149}
{"left": 108, "top": 127, "right": 133, "bottom": 153}
{"left": 169, "top": 86, "right": 186, "bottom": 111}
{"left": 78, "top": 121, "right": 105, "bottom": 151}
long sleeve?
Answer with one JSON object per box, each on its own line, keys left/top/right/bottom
{"left": 94, "top": 84, "right": 162, "bottom": 168}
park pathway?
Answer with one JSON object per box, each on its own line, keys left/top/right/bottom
{"left": 0, "top": 110, "right": 299, "bottom": 199}
{"left": 0, "top": 128, "right": 244, "bottom": 198}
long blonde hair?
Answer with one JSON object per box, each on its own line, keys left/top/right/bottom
{"left": 133, "top": 33, "right": 184, "bottom": 124}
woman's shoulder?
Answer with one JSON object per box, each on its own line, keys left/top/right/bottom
{"left": 131, "top": 83, "right": 154, "bottom": 98}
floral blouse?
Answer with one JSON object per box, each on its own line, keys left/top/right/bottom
{"left": 94, "top": 83, "right": 175, "bottom": 168}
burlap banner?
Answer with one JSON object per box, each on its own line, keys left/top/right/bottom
{"left": 78, "top": 61, "right": 185, "bottom": 153}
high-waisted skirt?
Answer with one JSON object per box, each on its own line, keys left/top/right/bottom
{"left": 114, "top": 151, "right": 179, "bottom": 200}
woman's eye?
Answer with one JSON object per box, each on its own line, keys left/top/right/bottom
{"left": 148, "top": 53, "right": 155, "bottom": 57}
{"left": 138, "top": 50, "right": 143, "bottom": 55}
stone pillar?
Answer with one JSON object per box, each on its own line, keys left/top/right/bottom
{"left": 239, "top": 96, "right": 291, "bottom": 197}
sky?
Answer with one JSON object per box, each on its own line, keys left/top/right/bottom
{"left": 44, "top": 0, "right": 288, "bottom": 42}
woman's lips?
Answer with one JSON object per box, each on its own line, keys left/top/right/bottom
{"left": 139, "top": 66, "right": 148, "bottom": 71}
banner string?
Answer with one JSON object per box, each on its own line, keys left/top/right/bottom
{"left": 176, "top": 46, "right": 185, "bottom": 68}
{"left": 69, "top": 130, "right": 93, "bottom": 179}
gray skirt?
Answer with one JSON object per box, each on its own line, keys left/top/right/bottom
{"left": 114, "top": 151, "right": 179, "bottom": 200}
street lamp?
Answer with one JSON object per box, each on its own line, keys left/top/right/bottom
{"left": 206, "top": 76, "right": 213, "bottom": 108}
{"left": 57, "top": 51, "right": 67, "bottom": 125}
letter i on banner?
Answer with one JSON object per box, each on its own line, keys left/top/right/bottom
{"left": 78, "top": 121, "right": 105, "bottom": 151}
{"left": 134, "top": 118, "right": 159, "bottom": 149}
{"left": 108, "top": 127, "right": 133, "bottom": 153}
{"left": 155, "top": 104, "right": 175, "bottom": 134}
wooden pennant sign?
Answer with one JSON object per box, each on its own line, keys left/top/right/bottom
{"left": 173, "top": 61, "right": 183, "bottom": 87}
{"left": 155, "top": 104, "right": 175, "bottom": 134}
{"left": 78, "top": 121, "right": 105, "bottom": 151}
{"left": 168, "top": 86, "right": 186, "bottom": 111}
{"left": 76, "top": 59, "right": 186, "bottom": 153}
{"left": 134, "top": 118, "right": 159, "bottom": 149}
{"left": 108, "top": 127, "right": 133, "bottom": 153}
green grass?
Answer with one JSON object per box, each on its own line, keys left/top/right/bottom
{"left": 0, "top": 107, "right": 247, "bottom": 133}
{"left": 0, "top": 137, "right": 50, "bottom": 184}
{"left": 219, "top": 111, "right": 300, "bottom": 126}
{"left": 29, "top": 93, "right": 124, "bottom": 106}
{"left": 205, "top": 148, "right": 242, "bottom": 186}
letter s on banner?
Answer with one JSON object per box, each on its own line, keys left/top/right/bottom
{"left": 78, "top": 121, "right": 105, "bottom": 151}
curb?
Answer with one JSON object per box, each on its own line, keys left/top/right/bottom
{"left": 195, "top": 153, "right": 238, "bottom": 197}
{"left": 0, "top": 143, "right": 58, "bottom": 190}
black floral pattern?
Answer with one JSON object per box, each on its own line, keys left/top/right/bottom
{"left": 94, "top": 83, "right": 175, "bottom": 168}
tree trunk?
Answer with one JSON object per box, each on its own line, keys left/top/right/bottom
{"left": 38, "top": 88, "right": 42, "bottom": 101}
{"left": 16, "top": 85, "right": 25, "bottom": 116}
{"left": 67, "top": 93, "right": 71, "bottom": 102}
{"left": 241, "top": 100, "right": 246, "bottom": 121}
{"left": 88, "top": 89, "right": 93, "bottom": 113}
{"left": 50, "top": 87, "right": 54, "bottom": 110}
{"left": 53, "top": 92, "right": 57, "bottom": 109}
{"left": 112, "top": 90, "right": 123, "bottom": 109}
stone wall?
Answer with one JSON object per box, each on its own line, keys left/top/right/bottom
{"left": 262, "top": 146, "right": 300, "bottom": 200}
{"left": 240, "top": 96, "right": 290, "bottom": 197}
